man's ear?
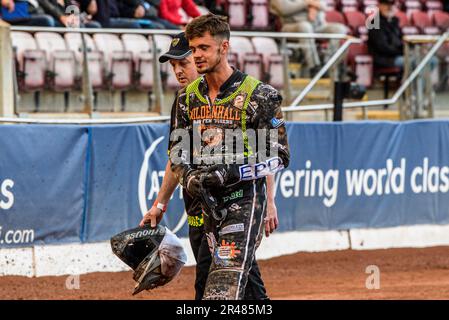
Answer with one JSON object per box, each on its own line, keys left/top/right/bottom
{"left": 221, "top": 39, "right": 230, "bottom": 55}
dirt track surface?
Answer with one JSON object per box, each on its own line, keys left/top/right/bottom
{"left": 2, "top": 246, "right": 449, "bottom": 300}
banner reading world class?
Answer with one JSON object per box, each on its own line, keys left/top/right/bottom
{"left": 2, "top": 120, "right": 449, "bottom": 247}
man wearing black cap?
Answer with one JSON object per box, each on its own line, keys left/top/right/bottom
{"left": 367, "top": 0, "right": 404, "bottom": 70}
{"left": 140, "top": 32, "right": 277, "bottom": 300}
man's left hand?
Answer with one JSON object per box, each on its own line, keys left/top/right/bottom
{"left": 265, "top": 201, "right": 279, "bottom": 237}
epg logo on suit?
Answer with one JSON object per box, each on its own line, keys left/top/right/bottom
{"left": 0, "top": 179, "right": 14, "bottom": 210}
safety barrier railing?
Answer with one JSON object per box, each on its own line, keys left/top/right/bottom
{"left": 283, "top": 32, "right": 449, "bottom": 121}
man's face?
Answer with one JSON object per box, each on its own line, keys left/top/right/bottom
{"left": 189, "top": 32, "right": 229, "bottom": 74}
{"left": 169, "top": 55, "right": 198, "bottom": 87}
{"left": 379, "top": 3, "right": 394, "bottom": 17}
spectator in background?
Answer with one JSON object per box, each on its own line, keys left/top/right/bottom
{"left": 47, "top": 0, "right": 101, "bottom": 27}
{"left": 119, "top": 0, "right": 180, "bottom": 29}
{"left": 159, "top": 0, "right": 201, "bottom": 26}
{"left": 367, "top": 0, "right": 403, "bottom": 70}
{"left": 90, "top": 0, "right": 142, "bottom": 28}
{"left": 270, "top": 0, "right": 347, "bottom": 77}
{"left": 1, "top": 0, "right": 55, "bottom": 26}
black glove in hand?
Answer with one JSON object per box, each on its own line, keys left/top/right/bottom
{"left": 202, "top": 165, "right": 229, "bottom": 189}
{"left": 185, "top": 170, "right": 202, "bottom": 197}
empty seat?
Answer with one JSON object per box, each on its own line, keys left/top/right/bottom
{"left": 151, "top": 34, "right": 172, "bottom": 76}
{"left": 425, "top": 0, "right": 443, "bottom": 18}
{"left": 341, "top": 0, "right": 359, "bottom": 11}
{"left": 230, "top": 36, "right": 263, "bottom": 80}
{"left": 122, "top": 34, "right": 154, "bottom": 90}
{"left": 150, "top": 35, "right": 179, "bottom": 89}
{"left": 410, "top": 10, "right": 432, "bottom": 32}
{"left": 404, "top": 0, "right": 422, "bottom": 17}
{"left": 344, "top": 10, "right": 366, "bottom": 35}
{"left": 325, "top": 10, "right": 346, "bottom": 24}
{"left": 347, "top": 42, "right": 372, "bottom": 87}
{"left": 433, "top": 11, "right": 449, "bottom": 31}
{"left": 11, "top": 31, "right": 46, "bottom": 91}
{"left": 243, "top": 53, "right": 263, "bottom": 81}
{"left": 35, "top": 32, "right": 76, "bottom": 91}
{"left": 93, "top": 33, "right": 133, "bottom": 90}
{"left": 230, "top": 36, "right": 256, "bottom": 67}
{"left": 250, "top": 0, "right": 269, "bottom": 29}
{"left": 395, "top": 10, "right": 409, "bottom": 28}
{"left": 251, "top": 37, "right": 283, "bottom": 88}
{"left": 64, "top": 33, "right": 104, "bottom": 89}
{"left": 228, "top": 0, "right": 246, "bottom": 29}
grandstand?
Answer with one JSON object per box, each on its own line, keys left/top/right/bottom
{"left": 0, "top": 0, "right": 446, "bottom": 121}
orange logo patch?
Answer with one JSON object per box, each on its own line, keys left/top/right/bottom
{"left": 217, "top": 240, "right": 241, "bottom": 259}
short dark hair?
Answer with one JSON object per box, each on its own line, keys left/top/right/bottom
{"left": 185, "top": 13, "right": 230, "bottom": 42}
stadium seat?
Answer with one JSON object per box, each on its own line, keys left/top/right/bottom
{"left": 64, "top": 33, "right": 104, "bottom": 90}
{"left": 250, "top": 0, "right": 269, "bottom": 30}
{"left": 93, "top": 33, "right": 133, "bottom": 90}
{"left": 230, "top": 36, "right": 263, "bottom": 80}
{"left": 347, "top": 42, "right": 373, "bottom": 87}
{"left": 121, "top": 34, "right": 154, "bottom": 91}
{"left": 11, "top": 31, "right": 46, "bottom": 91}
{"left": 410, "top": 10, "right": 432, "bottom": 33}
{"left": 433, "top": 11, "right": 449, "bottom": 31}
{"left": 35, "top": 32, "right": 76, "bottom": 91}
{"left": 404, "top": 0, "right": 422, "bottom": 17}
{"left": 341, "top": 0, "right": 359, "bottom": 11}
{"left": 344, "top": 10, "right": 367, "bottom": 36}
{"left": 227, "top": 0, "right": 246, "bottom": 29}
{"left": 425, "top": 0, "right": 443, "bottom": 18}
{"left": 251, "top": 37, "right": 284, "bottom": 88}
{"left": 325, "top": 10, "right": 346, "bottom": 24}
{"left": 151, "top": 35, "right": 179, "bottom": 89}
{"left": 395, "top": 10, "right": 410, "bottom": 28}
{"left": 243, "top": 53, "right": 263, "bottom": 81}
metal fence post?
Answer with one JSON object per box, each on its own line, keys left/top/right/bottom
{"left": 152, "top": 35, "right": 164, "bottom": 114}
{"left": 81, "top": 32, "right": 94, "bottom": 116}
{"left": 0, "top": 21, "right": 14, "bottom": 117}
{"left": 281, "top": 37, "right": 291, "bottom": 121}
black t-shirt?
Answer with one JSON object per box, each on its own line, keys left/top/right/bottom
{"left": 168, "top": 92, "right": 203, "bottom": 217}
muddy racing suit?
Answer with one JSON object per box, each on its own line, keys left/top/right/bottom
{"left": 169, "top": 69, "right": 290, "bottom": 300}
{"left": 169, "top": 91, "right": 270, "bottom": 300}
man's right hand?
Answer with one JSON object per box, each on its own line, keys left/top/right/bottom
{"left": 139, "top": 206, "right": 164, "bottom": 228}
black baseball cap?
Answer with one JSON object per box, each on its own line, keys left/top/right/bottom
{"left": 158, "top": 32, "right": 192, "bottom": 63}
{"left": 379, "top": 0, "right": 395, "bottom": 4}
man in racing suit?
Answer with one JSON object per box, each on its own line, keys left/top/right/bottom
{"left": 139, "top": 32, "right": 276, "bottom": 300}
{"left": 168, "top": 14, "right": 290, "bottom": 300}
